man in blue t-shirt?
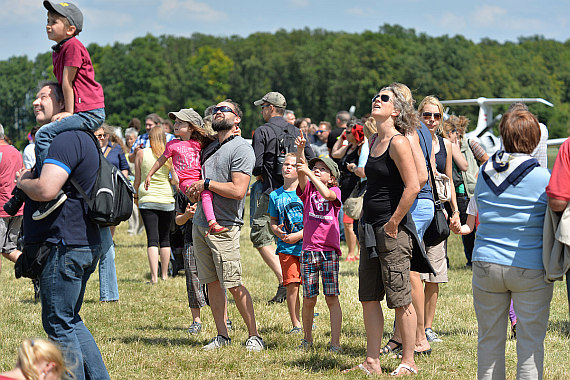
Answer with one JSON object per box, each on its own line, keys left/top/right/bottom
{"left": 17, "top": 120, "right": 109, "bottom": 378}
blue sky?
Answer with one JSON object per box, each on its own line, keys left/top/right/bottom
{"left": 1, "top": 0, "right": 568, "bottom": 61}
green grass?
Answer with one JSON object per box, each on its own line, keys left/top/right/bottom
{"left": 1, "top": 202, "right": 569, "bottom": 379}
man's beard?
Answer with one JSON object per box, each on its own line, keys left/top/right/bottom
{"left": 212, "top": 118, "right": 233, "bottom": 132}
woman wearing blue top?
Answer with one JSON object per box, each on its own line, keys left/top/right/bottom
{"left": 472, "top": 110, "right": 552, "bottom": 380}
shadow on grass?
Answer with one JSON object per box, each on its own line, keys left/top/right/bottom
{"left": 287, "top": 353, "right": 342, "bottom": 372}
{"left": 115, "top": 335, "right": 207, "bottom": 347}
{"left": 549, "top": 320, "right": 570, "bottom": 337}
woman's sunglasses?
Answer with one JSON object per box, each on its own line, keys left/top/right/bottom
{"left": 422, "top": 112, "right": 442, "bottom": 120}
{"left": 372, "top": 94, "right": 391, "bottom": 103}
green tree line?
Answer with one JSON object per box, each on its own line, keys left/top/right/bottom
{"left": 1, "top": 24, "right": 569, "bottom": 149}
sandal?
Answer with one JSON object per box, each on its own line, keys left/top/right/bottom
{"left": 390, "top": 363, "right": 418, "bottom": 376}
{"left": 394, "top": 348, "right": 432, "bottom": 359}
{"left": 380, "top": 339, "right": 402, "bottom": 356}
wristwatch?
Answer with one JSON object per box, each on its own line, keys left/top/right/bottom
{"left": 204, "top": 178, "right": 211, "bottom": 190}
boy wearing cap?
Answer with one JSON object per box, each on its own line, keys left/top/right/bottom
{"left": 4, "top": 1, "right": 105, "bottom": 220}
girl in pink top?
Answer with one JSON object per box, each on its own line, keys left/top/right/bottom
{"left": 295, "top": 131, "right": 343, "bottom": 353}
{"left": 145, "top": 109, "right": 227, "bottom": 235}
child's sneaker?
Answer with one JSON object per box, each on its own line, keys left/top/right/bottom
{"left": 328, "top": 342, "right": 342, "bottom": 353}
{"left": 202, "top": 335, "right": 231, "bottom": 350}
{"left": 32, "top": 190, "right": 67, "bottom": 220}
{"left": 187, "top": 321, "right": 202, "bottom": 335}
{"left": 206, "top": 222, "right": 228, "bottom": 236}
{"left": 245, "top": 335, "right": 265, "bottom": 351}
{"left": 425, "top": 328, "right": 443, "bottom": 343}
{"left": 298, "top": 339, "right": 313, "bottom": 351}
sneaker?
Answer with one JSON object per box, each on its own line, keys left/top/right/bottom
{"left": 328, "top": 342, "right": 342, "bottom": 353}
{"left": 288, "top": 326, "right": 302, "bottom": 334}
{"left": 226, "top": 319, "right": 233, "bottom": 331}
{"left": 425, "top": 328, "right": 443, "bottom": 343}
{"left": 245, "top": 335, "right": 265, "bottom": 351}
{"left": 202, "top": 335, "right": 231, "bottom": 350}
{"left": 298, "top": 338, "right": 313, "bottom": 351}
{"left": 187, "top": 321, "right": 202, "bottom": 335}
{"left": 268, "top": 284, "right": 287, "bottom": 304}
{"left": 32, "top": 191, "right": 67, "bottom": 221}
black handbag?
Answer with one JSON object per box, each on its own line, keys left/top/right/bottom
{"left": 419, "top": 133, "right": 450, "bottom": 247}
{"left": 15, "top": 242, "right": 54, "bottom": 280}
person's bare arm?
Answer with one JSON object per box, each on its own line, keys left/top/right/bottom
{"left": 16, "top": 165, "right": 68, "bottom": 201}
{"left": 407, "top": 130, "right": 428, "bottom": 188}
{"left": 188, "top": 172, "right": 251, "bottom": 201}
{"left": 443, "top": 139, "right": 461, "bottom": 232}
{"left": 331, "top": 131, "right": 349, "bottom": 159}
{"left": 176, "top": 203, "right": 196, "bottom": 226}
{"left": 460, "top": 214, "right": 477, "bottom": 235}
{"left": 144, "top": 155, "right": 168, "bottom": 190}
{"left": 384, "top": 136, "right": 420, "bottom": 238}
{"left": 548, "top": 197, "right": 569, "bottom": 213}
{"left": 133, "top": 150, "right": 143, "bottom": 205}
{"left": 451, "top": 140, "right": 468, "bottom": 171}
{"left": 295, "top": 131, "right": 308, "bottom": 192}
{"left": 302, "top": 167, "right": 337, "bottom": 201}
{"left": 52, "top": 66, "right": 78, "bottom": 121}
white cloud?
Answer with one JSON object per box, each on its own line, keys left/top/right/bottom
{"left": 347, "top": 8, "right": 365, "bottom": 17}
{"left": 291, "top": 0, "right": 309, "bottom": 8}
{"left": 158, "top": 0, "right": 228, "bottom": 20}
{"left": 440, "top": 11, "right": 466, "bottom": 31}
{"left": 473, "top": 5, "right": 507, "bottom": 26}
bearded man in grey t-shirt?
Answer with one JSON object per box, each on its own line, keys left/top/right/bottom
{"left": 188, "top": 99, "right": 265, "bottom": 352}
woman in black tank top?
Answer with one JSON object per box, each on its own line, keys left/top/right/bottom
{"left": 346, "top": 84, "right": 421, "bottom": 376}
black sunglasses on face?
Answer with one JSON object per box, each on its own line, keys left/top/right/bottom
{"left": 372, "top": 94, "right": 391, "bottom": 103}
{"left": 422, "top": 112, "right": 442, "bottom": 120}
{"left": 213, "top": 106, "right": 238, "bottom": 116}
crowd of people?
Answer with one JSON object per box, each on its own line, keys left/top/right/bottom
{"left": 0, "top": 2, "right": 568, "bottom": 379}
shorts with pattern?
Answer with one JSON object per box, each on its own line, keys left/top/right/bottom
{"left": 0, "top": 216, "right": 22, "bottom": 254}
{"left": 182, "top": 243, "right": 206, "bottom": 309}
{"left": 300, "top": 250, "right": 340, "bottom": 298}
{"left": 358, "top": 224, "right": 413, "bottom": 309}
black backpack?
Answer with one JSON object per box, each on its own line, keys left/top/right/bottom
{"left": 71, "top": 131, "right": 135, "bottom": 227}
{"left": 266, "top": 121, "right": 298, "bottom": 176}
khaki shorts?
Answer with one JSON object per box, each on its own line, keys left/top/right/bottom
{"left": 420, "top": 240, "right": 448, "bottom": 283}
{"left": 250, "top": 192, "right": 274, "bottom": 248}
{"left": 0, "top": 216, "right": 22, "bottom": 254}
{"left": 358, "top": 224, "right": 413, "bottom": 309}
{"left": 192, "top": 224, "right": 242, "bottom": 289}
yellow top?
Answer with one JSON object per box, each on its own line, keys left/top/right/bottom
{"left": 138, "top": 148, "right": 174, "bottom": 205}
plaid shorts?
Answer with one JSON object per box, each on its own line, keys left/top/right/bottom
{"left": 182, "top": 243, "right": 206, "bottom": 309}
{"left": 300, "top": 250, "right": 340, "bottom": 298}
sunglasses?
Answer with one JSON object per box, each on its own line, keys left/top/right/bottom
{"left": 316, "top": 130, "right": 325, "bottom": 134}
{"left": 94, "top": 133, "right": 107, "bottom": 139}
{"left": 213, "top": 105, "right": 238, "bottom": 116}
{"left": 422, "top": 112, "right": 442, "bottom": 120}
{"left": 372, "top": 94, "right": 391, "bottom": 103}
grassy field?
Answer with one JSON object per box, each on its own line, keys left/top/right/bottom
{"left": 1, "top": 197, "right": 569, "bottom": 379}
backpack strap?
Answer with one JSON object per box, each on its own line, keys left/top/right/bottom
{"left": 69, "top": 130, "right": 101, "bottom": 208}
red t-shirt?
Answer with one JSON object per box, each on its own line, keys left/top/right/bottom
{"left": 546, "top": 138, "right": 570, "bottom": 201}
{"left": 0, "top": 144, "right": 24, "bottom": 217}
{"left": 52, "top": 37, "right": 104, "bottom": 113}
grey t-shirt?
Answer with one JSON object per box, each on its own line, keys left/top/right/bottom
{"left": 193, "top": 136, "right": 255, "bottom": 228}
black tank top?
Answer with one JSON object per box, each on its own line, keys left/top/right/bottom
{"left": 363, "top": 135, "right": 404, "bottom": 227}
{"left": 339, "top": 146, "right": 361, "bottom": 203}
{"left": 434, "top": 135, "right": 447, "bottom": 174}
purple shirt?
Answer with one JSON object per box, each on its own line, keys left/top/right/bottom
{"left": 297, "top": 181, "right": 342, "bottom": 256}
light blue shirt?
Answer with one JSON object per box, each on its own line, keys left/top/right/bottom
{"left": 473, "top": 166, "right": 550, "bottom": 269}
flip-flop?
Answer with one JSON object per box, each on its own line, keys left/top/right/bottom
{"left": 342, "top": 363, "right": 374, "bottom": 376}
{"left": 380, "top": 339, "right": 402, "bottom": 355}
{"left": 390, "top": 363, "right": 418, "bottom": 376}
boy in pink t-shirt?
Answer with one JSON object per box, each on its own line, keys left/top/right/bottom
{"left": 295, "top": 132, "right": 343, "bottom": 352}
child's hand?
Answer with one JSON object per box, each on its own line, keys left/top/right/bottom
{"left": 274, "top": 223, "right": 287, "bottom": 240}
{"left": 296, "top": 160, "right": 310, "bottom": 176}
{"left": 51, "top": 112, "right": 73, "bottom": 122}
{"left": 295, "top": 130, "right": 306, "bottom": 150}
{"left": 347, "top": 163, "right": 357, "bottom": 173}
{"left": 185, "top": 203, "right": 197, "bottom": 219}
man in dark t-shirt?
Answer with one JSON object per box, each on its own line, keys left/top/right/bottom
{"left": 17, "top": 129, "right": 110, "bottom": 379}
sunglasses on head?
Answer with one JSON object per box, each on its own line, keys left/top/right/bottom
{"left": 213, "top": 105, "right": 238, "bottom": 116}
{"left": 422, "top": 112, "right": 442, "bottom": 120}
{"left": 372, "top": 94, "right": 391, "bottom": 103}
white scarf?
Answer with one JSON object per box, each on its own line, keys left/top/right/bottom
{"left": 481, "top": 151, "right": 539, "bottom": 196}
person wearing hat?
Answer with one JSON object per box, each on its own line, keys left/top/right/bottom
{"left": 5, "top": 1, "right": 106, "bottom": 221}
{"left": 251, "top": 92, "right": 316, "bottom": 304}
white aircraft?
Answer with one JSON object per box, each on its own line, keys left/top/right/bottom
{"left": 440, "top": 97, "right": 564, "bottom": 154}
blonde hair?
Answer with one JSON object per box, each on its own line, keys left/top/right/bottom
{"left": 99, "top": 124, "right": 128, "bottom": 153}
{"left": 363, "top": 117, "right": 377, "bottom": 139}
{"left": 379, "top": 83, "right": 419, "bottom": 135}
{"left": 442, "top": 115, "right": 469, "bottom": 138}
{"left": 148, "top": 126, "right": 171, "bottom": 169}
{"left": 16, "top": 339, "right": 71, "bottom": 380}
{"left": 418, "top": 95, "right": 444, "bottom": 136}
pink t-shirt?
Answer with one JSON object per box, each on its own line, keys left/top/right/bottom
{"left": 0, "top": 144, "right": 24, "bottom": 217}
{"left": 163, "top": 139, "right": 202, "bottom": 192}
{"left": 297, "top": 181, "right": 342, "bottom": 256}
{"left": 546, "top": 138, "right": 570, "bottom": 201}
{"left": 52, "top": 37, "right": 104, "bottom": 113}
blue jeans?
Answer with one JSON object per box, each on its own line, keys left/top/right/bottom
{"left": 35, "top": 108, "right": 105, "bottom": 174}
{"left": 410, "top": 198, "right": 435, "bottom": 241}
{"left": 99, "top": 227, "right": 119, "bottom": 301}
{"left": 40, "top": 243, "right": 110, "bottom": 380}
